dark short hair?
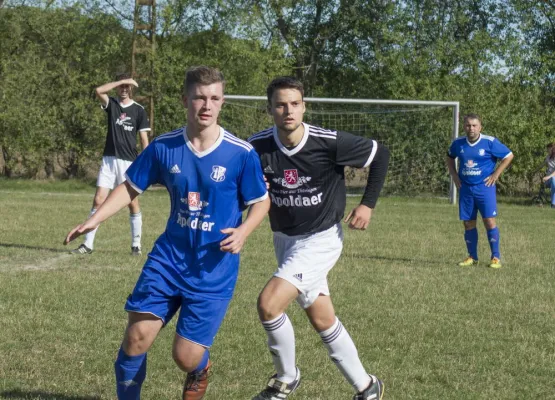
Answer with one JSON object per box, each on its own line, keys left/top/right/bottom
{"left": 115, "top": 72, "right": 132, "bottom": 81}
{"left": 183, "top": 66, "right": 225, "bottom": 96}
{"left": 266, "top": 76, "right": 304, "bottom": 103}
{"left": 548, "top": 142, "right": 555, "bottom": 149}
{"left": 463, "top": 113, "right": 482, "bottom": 123}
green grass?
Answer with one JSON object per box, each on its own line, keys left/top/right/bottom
{"left": 1, "top": 181, "right": 554, "bottom": 399}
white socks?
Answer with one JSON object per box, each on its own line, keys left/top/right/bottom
{"left": 262, "top": 313, "right": 297, "bottom": 383}
{"left": 130, "top": 212, "right": 142, "bottom": 248}
{"left": 83, "top": 208, "right": 97, "bottom": 249}
{"left": 319, "top": 318, "right": 371, "bottom": 392}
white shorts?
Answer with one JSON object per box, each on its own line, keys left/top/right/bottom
{"left": 96, "top": 156, "right": 133, "bottom": 189}
{"left": 273, "top": 223, "right": 344, "bottom": 309}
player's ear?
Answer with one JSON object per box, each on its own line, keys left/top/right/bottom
{"left": 302, "top": 101, "right": 306, "bottom": 114}
{"left": 182, "top": 95, "right": 188, "bottom": 109}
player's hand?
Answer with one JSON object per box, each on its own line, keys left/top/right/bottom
{"left": 542, "top": 176, "right": 550, "bottom": 183}
{"left": 63, "top": 221, "right": 99, "bottom": 245}
{"left": 483, "top": 173, "right": 499, "bottom": 187}
{"left": 220, "top": 227, "right": 247, "bottom": 254}
{"left": 344, "top": 204, "right": 372, "bottom": 230}
{"left": 263, "top": 175, "right": 270, "bottom": 190}
{"left": 122, "top": 78, "right": 139, "bottom": 88}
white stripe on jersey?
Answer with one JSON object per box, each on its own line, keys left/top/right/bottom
{"left": 363, "top": 140, "right": 378, "bottom": 168}
{"left": 482, "top": 134, "right": 495, "bottom": 141}
{"left": 153, "top": 128, "right": 184, "bottom": 142}
{"left": 308, "top": 125, "right": 337, "bottom": 139}
{"left": 248, "top": 127, "right": 273, "bottom": 142}
{"left": 309, "top": 125, "right": 337, "bottom": 135}
{"left": 223, "top": 132, "right": 253, "bottom": 151}
{"left": 124, "top": 174, "right": 145, "bottom": 194}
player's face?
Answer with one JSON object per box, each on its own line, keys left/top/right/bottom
{"left": 183, "top": 82, "right": 225, "bottom": 130}
{"left": 463, "top": 118, "right": 482, "bottom": 142}
{"left": 117, "top": 84, "right": 132, "bottom": 99}
{"left": 268, "top": 88, "right": 306, "bottom": 133}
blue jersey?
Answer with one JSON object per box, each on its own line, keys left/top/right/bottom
{"left": 448, "top": 134, "right": 512, "bottom": 186}
{"left": 125, "top": 126, "right": 267, "bottom": 299}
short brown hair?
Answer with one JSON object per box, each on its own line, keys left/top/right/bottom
{"left": 183, "top": 66, "right": 225, "bottom": 96}
{"left": 266, "top": 76, "right": 304, "bottom": 104}
{"left": 115, "top": 72, "right": 132, "bottom": 81}
{"left": 463, "top": 113, "right": 482, "bottom": 123}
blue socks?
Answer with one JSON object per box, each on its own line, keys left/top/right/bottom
{"left": 191, "top": 349, "right": 210, "bottom": 374}
{"left": 114, "top": 347, "right": 147, "bottom": 400}
{"left": 487, "top": 227, "right": 500, "bottom": 259}
{"left": 464, "top": 228, "right": 478, "bottom": 260}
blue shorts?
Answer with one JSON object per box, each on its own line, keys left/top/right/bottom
{"left": 125, "top": 262, "right": 231, "bottom": 347}
{"left": 459, "top": 183, "right": 497, "bottom": 220}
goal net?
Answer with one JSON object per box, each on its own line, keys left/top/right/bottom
{"left": 220, "top": 96, "right": 459, "bottom": 202}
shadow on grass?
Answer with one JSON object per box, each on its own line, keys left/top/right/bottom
{"left": 345, "top": 253, "right": 444, "bottom": 265}
{"left": 0, "top": 390, "right": 100, "bottom": 400}
{"left": 0, "top": 243, "right": 68, "bottom": 253}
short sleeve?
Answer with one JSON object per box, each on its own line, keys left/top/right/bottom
{"left": 239, "top": 149, "right": 268, "bottom": 206}
{"left": 448, "top": 140, "right": 458, "bottom": 158}
{"left": 336, "top": 131, "right": 376, "bottom": 168}
{"left": 137, "top": 107, "right": 151, "bottom": 132}
{"left": 491, "top": 139, "right": 512, "bottom": 160}
{"left": 124, "top": 143, "right": 161, "bottom": 193}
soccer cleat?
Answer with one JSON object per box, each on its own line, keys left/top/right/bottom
{"left": 70, "top": 244, "right": 93, "bottom": 255}
{"left": 183, "top": 360, "right": 212, "bottom": 400}
{"left": 488, "top": 257, "right": 502, "bottom": 269}
{"left": 252, "top": 367, "right": 301, "bottom": 400}
{"left": 458, "top": 256, "right": 478, "bottom": 267}
{"left": 131, "top": 246, "right": 142, "bottom": 256}
{"left": 353, "top": 375, "right": 384, "bottom": 400}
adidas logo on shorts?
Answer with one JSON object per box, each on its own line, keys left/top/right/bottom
{"left": 293, "top": 273, "right": 303, "bottom": 282}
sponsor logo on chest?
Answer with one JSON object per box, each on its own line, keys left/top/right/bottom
{"left": 273, "top": 168, "right": 311, "bottom": 189}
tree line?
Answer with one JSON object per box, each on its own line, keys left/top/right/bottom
{"left": 1, "top": 0, "right": 554, "bottom": 195}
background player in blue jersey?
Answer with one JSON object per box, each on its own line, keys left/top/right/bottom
{"left": 71, "top": 73, "right": 151, "bottom": 256}
{"left": 446, "top": 113, "right": 514, "bottom": 268}
{"left": 542, "top": 142, "right": 555, "bottom": 208}
{"left": 248, "top": 77, "right": 389, "bottom": 400}
{"left": 64, "top": 66, "right": 270, "bottom": 400}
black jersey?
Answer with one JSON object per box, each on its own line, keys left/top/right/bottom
{"left": 248, "top": 123, "right": 378, "bottom": 236}
{"left": 102, "top": 97, "right": 150, "bottom": 161}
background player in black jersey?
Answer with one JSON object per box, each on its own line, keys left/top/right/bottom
{"left": 71, "top": 73, "right": 150, "bottom": 255}
{"left": 248, "top": 77, "right": 389, "bottom": 400}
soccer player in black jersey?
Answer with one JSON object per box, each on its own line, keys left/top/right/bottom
{"left": 248, "top": 77, "right": 389, "bottom": 400}
{"left": 71, "top": 73, "right": 150, "bottom": 256}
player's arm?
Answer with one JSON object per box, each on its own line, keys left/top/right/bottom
{"left": 139, "top": 130, "right": 150, "bottom": 151}
{"left": 63, "top": 181, "right": 139, "bottom": 245}
{"left": 95, "top": 78, "right": 139, "bottom": 107}
{"left": 344, "top": 144, "right": 390, "bottom": 230}
{"left": 484, "top": 153, "right": 514, "bottom": 187}
{"left": 543, "top": 170, "right": 555, "bottom": 182}
{"left": 445, "top": 154, "right": 461, "bottom": 189}
{"left": 220, "top": 196, "right": 270, "bottom": 254}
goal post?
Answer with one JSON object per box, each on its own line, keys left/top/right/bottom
{"left": 222, "top": 95, "right": 460, "bottom": 204}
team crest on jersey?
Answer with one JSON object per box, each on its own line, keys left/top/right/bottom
{"left": 479, "top": 149, "right": 485, "bottom": 156}
{"left": 273, "top": 169, "right": 311, "bottom": 189}
{"left": 210, "top": 165, "right": 226, "bottom": 182}
{"left": 465, "top": 160, "right": 477, "bottom": 168}
{"left": 186, "top": 192, "right": 209, "bottom": 211}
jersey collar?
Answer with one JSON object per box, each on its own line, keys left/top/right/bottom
{"left": 272, "top": 122, "right": 310, "bottom": 157}
{"left": 183, "top": 126, "right": 224, "bottom": 158}
{"left": 466, "top": 133, "right": 482, "bottom": 147}
{"left": 118, "top": 99, "right": 136, "bottom": 109}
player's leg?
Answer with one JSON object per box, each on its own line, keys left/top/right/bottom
{"left": 116, "top": 262, "right": 181, "bottom": 399}
{"left": 72, "top": 157, "right": 115, "bottom": 254}
{"left": 550, "top": 177, "right": 555, "bottom": 207}
{"left": 116, "top": 158, "right": 142, "bottom": 255}
{"left": 305, "top": 295, "right": 383, "bottom": 399}
{"left": 174, "top": 295, "right": 231, "bottom": 400}
{"left": 115, "top": 312, "right": 163, "bottom": 399}
{"left": 477, "top": 184, "right": 502, "bottom": 268}
{"left": 458, "top": 184, "right": 479, "bottom": 266}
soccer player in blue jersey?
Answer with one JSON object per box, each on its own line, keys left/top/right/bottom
{"left": 64, "top": 66, "right": 270, "bottom": 400}
{"left": 446, "top": 113, "right": 514, "bottom": 269}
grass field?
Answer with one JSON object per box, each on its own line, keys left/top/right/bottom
{"left": 1, "top": 179, "right": 554, "bottom": 400}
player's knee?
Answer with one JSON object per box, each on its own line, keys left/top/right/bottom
{"left": 172, "top": 348, "right": 199, "bottom": 372}
{"left": 123, "top": 327, "right": 152, "bottom": 354}
{"left": 93, "top": 195, "right": 107, "bottom": 208}
{"left": 310, "top": 314, "right": 336, "bottom": 332}
{"left": 257, "top": 294, "right": 281, "bottom": 321}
